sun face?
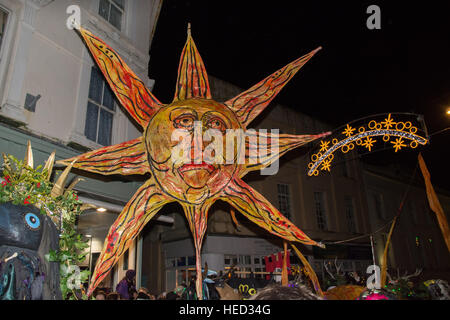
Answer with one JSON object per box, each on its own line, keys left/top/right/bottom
{"left": 58, "top": 25, "right": 328, "bottom": 299}
{"left": 145, "top": 98, "right": 241, "bottom": 204}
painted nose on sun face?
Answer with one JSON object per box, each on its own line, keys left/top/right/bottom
{"left": 191, "top": 121, "right": 204, "bottom": 164}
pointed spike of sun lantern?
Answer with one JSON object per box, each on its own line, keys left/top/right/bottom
{"left": 65, "top": 177, "right": 85, "bottom": 195}
{"left": 51, "top": 159, "right": 77, "bottom": 198}
{"left": 43, "top": 151, "right": 56, "bottom": 180}
{"left": 25, "top": 140, "right": 34, "bottom": 168}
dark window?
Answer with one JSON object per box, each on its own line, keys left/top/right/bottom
{"left": 314, "top": 192, "right": 328, "bottom": 230}
{"left": 409, "top": 201, "right": 418, "bottom": 225}
{"left": 342, "top": 160, "right": 349, "bottom": 177}
{"left": 277, "top": 183, "right": 291, "bottom": 219}
{"left": 123, "top": 250, "right": 128, "bottom": 270}
{"left": 373, "top": 193, "right": 385, "bottom": 220}
{"left": 85, "top": 67, "right": 115, "bottom": 146}
{"left": 99, "top": 0, "right": 124, "bottom": 30}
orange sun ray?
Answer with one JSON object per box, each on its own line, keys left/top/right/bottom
{"left": 88, "top": 178, "right": 172, "bottom": 295}
{"left": 78, "top": 27, "right": 164, "bottom": 128}
{"left": 220, "top": 177, "right": 323, "bottom": 247}
{"left": 173, "top": 24, "right": 212, "bottom": 102}
{"left": 224, "top": 47, "right": 321, "bottom": 127}
{"left": 56, "top": 136, "right": 149, "bottom": 175}
{"left": 241, "top": 130, "right": 331, "bottom": 177}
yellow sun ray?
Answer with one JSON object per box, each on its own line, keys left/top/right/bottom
{"left": 180, "top": 200, "right": 214, "bottom": 297}
{"left": 173, "top": 23, "right": 212, "bottom": 102}
{"left": 224, "top": 47, "right": 321, "bottom": 128}
{"left": 56, "top": 136, "right": 149, "bottom": 176}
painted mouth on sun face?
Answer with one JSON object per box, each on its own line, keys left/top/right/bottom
{"left": 178, "top": 162, "right": 216, "bottom": 176}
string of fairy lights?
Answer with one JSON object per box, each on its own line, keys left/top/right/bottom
{"left": 307, "top": 113, "right": 429, "bottom": 177}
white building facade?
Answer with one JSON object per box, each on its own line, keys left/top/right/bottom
{"left": 0, "top": 0, "right": 163, "bottom": 291}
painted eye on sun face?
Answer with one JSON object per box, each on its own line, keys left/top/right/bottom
{"left": 24, "top": 212, "right": 41, "bottom": 230}
{"left": 206, "top": 117, "right": 227, "bottom": 132}
{"left": 174, "top": 114, "right": 196, "bottom": 129}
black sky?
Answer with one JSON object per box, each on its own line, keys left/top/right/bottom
{"left": 149, "top": 1, "right": 450, "bottom": 189}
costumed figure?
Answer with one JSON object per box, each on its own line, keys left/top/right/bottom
{"left": 0, "top": 143, "right": 91, "bottom": 299}
{"left": 0, "top": 202, "right": 61, "bottom": 300}
{"left": 116, "top": 269, "right": 136, "bottom": 300}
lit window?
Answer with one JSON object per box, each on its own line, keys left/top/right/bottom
{"left": 277, "top": 183, "right": 291, "bottom": 220}
{"left": 344, "top": 196, "right": 357, "bottom": 233}
{"left": 0, "top": 7, "right": 8, "bottom": 52}
{"left": 99, "top": 0, "right": 125, "bottom": 31}
{"left": 314, "top": 191, "right": 328, "bottom": 230}
{"left": 85, "top": 67, "right": 115, "bottom": 146}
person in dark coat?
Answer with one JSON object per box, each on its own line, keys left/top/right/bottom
{"left": 116, "top": 269, "right": 136, "bottom": 300}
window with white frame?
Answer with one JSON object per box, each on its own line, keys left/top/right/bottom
{"left": 0, "top": 7, "right": 8, "bottom": 53}
{"left": 314, "top": 191, "right": 328, "bottom": 230}
{"left": 99, "top": 0, "right": 125, "bottom": 31}
{"left": 373, "top": 192, "right": 385, "bottom": 220}
{"left": 85, "top": 66, "right": 116, "bottom": 146}
{"left": 344, "top": 196, "right": 357, "bottom": 233}
{"left": 277, "top": 183, "right": 291, "bottom": 220}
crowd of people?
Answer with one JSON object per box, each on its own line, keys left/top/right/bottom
{"left": 89, "top": 268, "right": 448, "bottom": 300}
{"left": 90, "top": 268, "right": 321, "bottom": 301}
{"left": 92, "top": 269, "right": 190, "bottom": 300}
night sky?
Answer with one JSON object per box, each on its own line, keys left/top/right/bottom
{"left": 149, "top": 1, "right": 450, "bottom": 189}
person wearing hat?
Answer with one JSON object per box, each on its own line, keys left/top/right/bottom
{"left": 116, "top": 269, "right": 136, "bottom": 300}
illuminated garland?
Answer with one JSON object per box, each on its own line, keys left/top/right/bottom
{"left": 307, "top": 114, "right": 428, "bottom": 176}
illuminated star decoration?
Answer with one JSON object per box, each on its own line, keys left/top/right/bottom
{"left": 58, "top": 25, "right": 329, "bottom": 299}
{"left": 307, "top": 114, "right": 428, "bottom": 176}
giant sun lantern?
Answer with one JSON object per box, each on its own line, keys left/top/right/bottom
{"left": 58, "top": 25, "right": 329, "bottom": 298}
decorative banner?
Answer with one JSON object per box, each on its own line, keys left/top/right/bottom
{"left": 418, "top": 153, "right": 450, "bottom": 252}
{"left": 380, "top": 216, "right": 398, "bottom": 288}
{"left": 307, "top": 113, "right": 428, "bottom": 176}
{"left": 58, "top": 26, "right": 328, "bottom": 299}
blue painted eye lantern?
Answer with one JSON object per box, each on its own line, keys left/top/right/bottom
{"left": 24, "top": 212, "right": 41, "bottom": 230}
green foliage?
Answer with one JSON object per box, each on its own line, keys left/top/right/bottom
{"left": 0, "top": 154, "right": 89, "bottom": 300}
